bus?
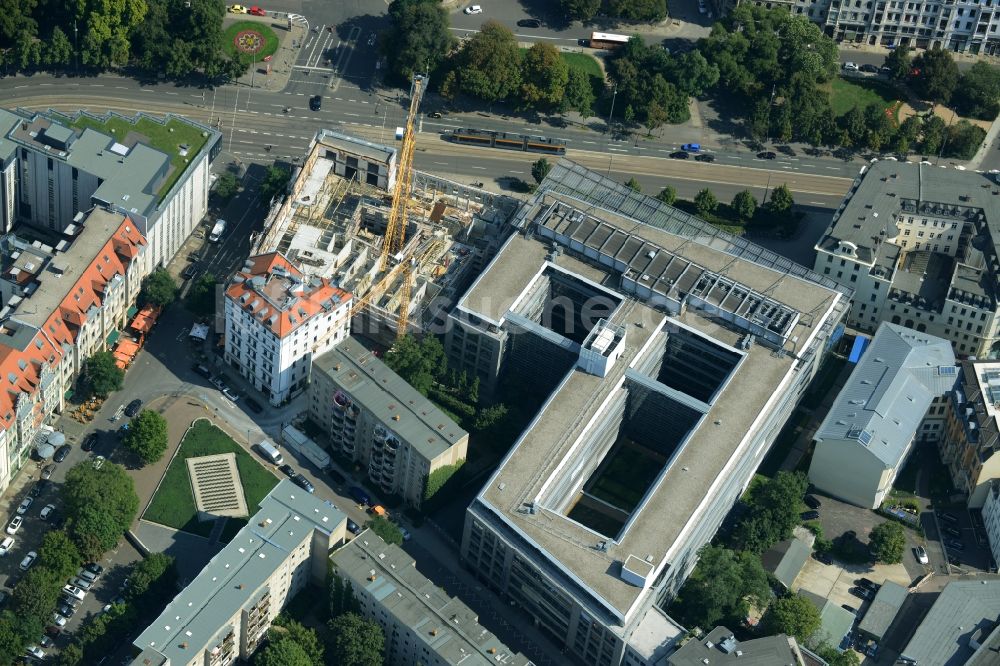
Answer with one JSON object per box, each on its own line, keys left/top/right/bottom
{"left": 590, "top": 32, "right": 631, "bottom": 50}
{"left": 445, "top": 129, "right": 567, "bottom": 155}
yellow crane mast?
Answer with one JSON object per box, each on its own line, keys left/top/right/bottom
{"left": 380, "top": 74, "right": 425, "bottom": 273}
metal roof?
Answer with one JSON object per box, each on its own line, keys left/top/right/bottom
{"left": 667, "top": 626, "right": 804, "bottom": 666}
{"left": 814, "top": 322, "right": 956, "bottom": 466}
{"left": 901, "top": 579, "right": 1000, "bottom": 665}
{"left": 761, "top": 536, "right": 811, "bottom": 590}
{"left": 857, "top": 580, "right": 907, "bottom": 641}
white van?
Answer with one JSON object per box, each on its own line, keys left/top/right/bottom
{"left": 209, "top": 219, "right": 227, "bottom": 243}
{"left": 255, "top": 440, "right": 284, "bottom": 465}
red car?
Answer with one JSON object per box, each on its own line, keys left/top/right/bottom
{"left": 248, "top": 5, "right": 266, "bottom": 15}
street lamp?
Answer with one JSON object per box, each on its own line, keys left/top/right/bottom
{"left": 606, "top": 86, "right": 619, "bottom": 178}
{"left": 607, "top": 86, "right": 619, "bottom": 136}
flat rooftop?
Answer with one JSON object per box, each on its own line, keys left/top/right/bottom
{"left": 332, "top": 531, "right": 532, "bottom": 666}
{"left": 467, "top": 165, "right": 846, "bottom": 620}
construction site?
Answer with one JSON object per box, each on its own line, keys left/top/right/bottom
{"left": 251, "top": 77, "right": 518, "bottom": 343}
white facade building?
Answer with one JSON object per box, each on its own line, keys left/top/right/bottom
{"left": 225, "top": 253, "right": 352, "bottom": 406}
{"left": 983, "top": 481, "right": 1000, "bottom": 567}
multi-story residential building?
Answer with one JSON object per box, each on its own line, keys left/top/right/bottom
{"left": 0, "top": 108, "right": 220, "bottom": 270}
{"left": 982, "top": 480, "right": 1000, "bottom": 566}
{"left": 452, "top": 161, "right": 850, "bottom": 666}
{"left": 900, "top": 579, "right": 1000, "bottom": 664}
{"left": 815, "top": 161, "right": 1000, "bottom": 358}
{"left": 224, "top": 252, "right": 352, "bottom": 406}
{"left": 131, "top": 479, "right": 347, "bottom": 666}
{"left": 309, "top": 337, "right": 468, "bottom": 507}
{"left": 810, "top": 322, "right": 956, "bottom": 509}
{"left": 330, "top": 530, "right": 533, "bottom": 666}
{"left": 940, "top": 360, "right": 1000, "bottom": 507}
{"left": 666, "top": 626, "right": 818, "bottom": 666}
{"left": 0, "top": 207, "right": 146, "bottom": 493}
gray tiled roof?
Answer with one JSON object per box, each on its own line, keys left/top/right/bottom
{"left": 814, "top": 322, "right": 956, "bottom": 466}
{"left": 901, "top": 579, "right": 1000, "bottom": 665}
{"left": 857, "top": 580, "right": 907, "bottom": 641}
{"left": 761, "top": 536, "right": 811, "bottom": 590}
{"left": 667, "top": 626, "right": 804, "bottom": 666}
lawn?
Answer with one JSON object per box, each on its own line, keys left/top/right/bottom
{"left": 829, "top": 76, "right": 904, "bottom": 119}
{"left": 143, "top": 420, "right": 278, "bottom": 537}
{"left": 69, "top": 114, "right": 210, "bottom": 202}
{"left": 222, "top": 20, "right": 280, "bottom": 60}
{"left": 517, "top": 48, "right": 603, "bottom": 81}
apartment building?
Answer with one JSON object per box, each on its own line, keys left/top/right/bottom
{"left": 309, "top": 337, "right": 468, "bottom": 507}
{"left": 132, "top": 479, "right": 347, "bottom": 666}
{"left": 900, "top": 579, "right": 1000, "bottom": 664}
{"left": 810, "top": 322, "right": 956, "bottom": 509}
{"left": 0, "top": 108, "right": 220, "bottom": 270}
{"left": 815, "top": 161, "right": 1000, "bottom": 358}
{"left": 940, "top": 360, "right": 1000, "bottom": 507}
{"left": 0, "top": 208, "right": 146, "bottom": 493}
{"left": 224, "top": 252, "right": 352, "bottom": 406}
{"left": 982, "top": 480, "right": 1000, "bottom": 566}
{"left": 330, "top": 530, "right": 533, "bottom": 666}
{"left": 452, "top": 161, "right": 850, "bottom": 666}
{"left": 667, "top": 626, "right": 816, "bottom": 665}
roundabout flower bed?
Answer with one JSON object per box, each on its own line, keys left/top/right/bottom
{"left": 223, "top": 20, "right": 280, "bottom": 60}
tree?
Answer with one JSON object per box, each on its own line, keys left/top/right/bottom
{"left": 384, "top": 335, "right": 447, "bottom": 396}
{"left": 385, "top": 0, "right": 453, "bottom": 81}
{"left": 259, "top": 166, "right": 291, "bottom": 202}
{"left": 559, "top": 0, "right": 602, "bottom": 20}
{"left": 912, "top": 47, "right": 959, "bottom": 104}
{"left": 256, "top": 638, "right": 312, "bottom": 666}
{"left": 869, "top": 521, "right": 905, "bottom": 563}
{"left": 80, "top": 351, "right": 124, "bottom": 399}
{"left": 62, "top": 461, "right": 139, "bottom": 559}
{"left": 56, "top": 642, "right": 85, "bottom": 666}
{"left": 124, "top": 409, "right": 169, "bottom": 465}
{"left": 694, "top": 188, "right": 718, "bottom": 216}
{"left": 671, "top": 51, "right": 720, "bottom": 97}
{"left": 455, "top": 20, "right": 522, "bottom": 102}
{"left": 813, "top": 643, "right": 861, "bottom": 666}
{"left": 767, "top": 184, "right": 795, "bottom": 216}
{"left": 609, "top": 0, "right": 669, "bottom": 21}
{"left": 946, "top": 119, "right": 987, "bottom": 160}
{"left": 473, "top": 404, "right": 507, "bottom": 432}
{"left": 563, "top": 68, "right": 596, "bottom": 116}
{"left": 0, "top": 612, "right": 25, "bottom": 665}
{"left": 840, "top": 106, "right": 867, "bottom": 148}
{"left": 521, "top": 43, "right": 569, "bottom": 108}
{"left": 214, "top": 171, "right": 239, "bottom": 200}
{"left": 732, "top": 471, "right": 807, "bottom": 552}
{"left": 954, "top": 62, "right": 1000, "bottom": 120}
{"left": 424, "top": 461, "right": 464, "bottom": 501}
{"left": 883, "top": 45, "right": 911, "bottom": 82}
{"left": 39, "top": 530, "right": 81, "bottom": 581}
{"left": 656, "top": 186, "right": 677, "bottom": 205}
{"left": 623, "top": 104, "right": 636, "bottom": 125}
{"left": 45, "top": 26, "right": 73, "bottom": 68}
{"left": 330, "top": 574, "right": 361, "bottom": 618}
{"left": 365, "top": 515, "right": 404, "bottom": 546}
{"left": 731, "top": 190, "right": 757, "bottom": 220}
{"left": 645, "top": 103, "right": 668, "bottom": 135}
{"left": 531, "top": 158, "right": 552, "bottom": 184}
{"left": 328, "top": 612, "right": 385, "bottom": 666}
{"left": 12, "top": 567, "right": 60, "bottom": 624}
{"left": 186, "top": 273, "right": 218, "bottom": 316}
{"left": 670, "top": 545, "right": 769, "bottom": 630}
{"left": 268, "top": 620, "right": 324, "bottom": 665}
{"left": 127, "top": 553, "right": 177, "bottom": 615}
{"left": 761, "top": 595, "right": 821, "bottom": 641}
{"left": 140, "top": 268, "right": 178, "bottom": 309}
{"left": 625, "top": 177, "right": 642, "bottom": 192}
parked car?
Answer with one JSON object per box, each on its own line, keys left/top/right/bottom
{"left": 801, "top": 510, "right": 820, "bottom": 521}
{"left": 291, "top": 474, "right": 315, "bottom": 493}
{"left": 850, "top": 586, "right": 873, "bottom": 600}
{"left": 71, "top": 577, "right": 93, "bottom": 591}
{"left": 516, "top": 18, "right": 541, "bottom": 27}
{"left": 53, "top": 445, "right": 71, "bottom": 463}
{"left": 222, "top": 387, "right": 240, "bottom": 402}
{"left": 57, "top": 603, "right": 76, "bottom": 618}
{"left": 50, "top": 613, "right": 67, "bottom": 628}
{"left": 842, "top": 61, "right": 859, "bottom": 71}
{"left": 804, "top": 494, "right": 822, "bottom": 509}
{"left": 812, "top": 550, "right": 832, "bottom": 564}
{"left": 309, "top": 95, "right": 322, "bottom": 111}
{"left": 464, "top": 4, "right": 483, "bottom": 14}
{"left": 82, "top": 433, "right": 98, "bottom": 452}
{"left": 842, "top": 604, "right": 858, "bottom": 614}
{"left": 6, "top": 517, "right": 21, "bottom": 535}
{"left": 669, "top": 151, "right": 690, "bottom": 160}
{"left": 694, "top": 153, "right": 715, "bottom": 162}
{"left": 244, "top": 397, "right": 264, "bottom": 414}
{"left": 399, "top": 527, "right": 412, "bottom": 541}
{"left": 83, "top": 562, "right": 104, "bottom": 576}
{"left": 181, "top": 265, "right": 198, "bottom": 280}
{"left": 0, "top": 537, "right": 14, "bottom": 556}
{"left": 914, "top": 546, "right": 929, "bottom": 564}
{"left": 62, "top": 584, "right": 86, "bottom": 601}
{"left": 228, "top": 4, "right": 247, "bottom": 13}
{"left": 60, "top": 595, "right": 82, "bottom": 609}
{"left": 426, "top": 111, "right": 443, "bottom": 119}
{"left": 40, "top": 465, "right": 55, "bottom": 480}
{"left": 756, "top": 151, "right": 777, "bottom": 160}
{"left": 278, "top": 464, "right": 296, "bottom": 478}
{"left": 193, "top": 364, "right": 212, "bottom": 379}
{"left": 248, "top": 5, "right": 266, "bottom": 15}
{"left": 92, "top": 455, "right": 106, "bottom": 470}
{"left": 25, "top": 646, "right": 45, "bottom": 660}
{"left": 40, "top": 504, "right": 55, "bottom": 521}
{"left": 39, "top": 636, "right": 53, "bottom": 648}
{"left": 19, "top": 551, "right": 37, "bottom": 571}
{"left": 348, "top": 486, "right": 371, "bottom": 505}
{"left": 346, "top": 519, "right": 361, "bottom": 535}
{"left": 860, "top": 63, "right": 879, "bottom": 73}
{"left": 16, "top": 498, "right": 33, "bottom": 515}
{"left": 124, "top": 399, "right": 142, "bottom": 417}
{"left": 77, "top": 568, "right": 98, "bottom": 583}
{"left": 856, "top": 577, "right": 879, "bottom": 591}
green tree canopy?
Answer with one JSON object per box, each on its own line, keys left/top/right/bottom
{"left": 328, "top": 612, "right": 385, "bottom": 666}
{"left": 559, "top": 0, "right": 601, "bottom": 20}
{"left": 521, "top": 43, "right": 569, "bottom": 109}
{"left": 761, "top": 595, "right": 821, "bottom": 641}
{"left": 625, "top": 177, "right": 642, "bottom": 192}
{"left": 267, "top": 620, "right": 324, "bottom": 665}
{"left": 946, "top": 119, "right": 987, "bottom": 160}
{"left": 186, "top": 273, "right": 218, "bottom": 317}
{"left": 563, "top": 68, "right": 596, "bottom": 117}
{"left": 869, "top": 521, "right": 905, "bottom": 563}
{"left": 214, "top": 172, "right": 239, "bottom": 200}
{"left": 670, "top": 545, "right": 769, "bottom": 629}
{"left": 0, "top": 611, "right": 26, "bottom": 664}
{"left": 813, "top": 643, "right": 861, "bottom": 666}
{"left": 656, "top": 186, "right": 677, "bottom": 205}
{"left": 954, "top": 62, "right": 1000, "bottom": 120}
{"left": 260, "top": 166, "right": 291, "bottom": 202}
{"left": 81, "top": 351, "right": 124, "bottom": 399}
{"left": 39, "top": 530, "right": 82, "bottom": 581}
{"left": 732, "top": 471, "right": 807, "bottom": 552}
{"left": 912, "top": 47, "right": 959, "bottom": 104}
{"left": 140, "top": 268, "right": 178, "bottom": 309}
{"left": 767, "top": 184, "right": 795, "bottom": 216}
{"left": 609, "top": 0, "right": 668, "bottom": 21}
{"left": 385, "top": 0, "right": 453, "bottom": 81}
{"left": 62, "top": 460, "right": 139, "bottom": 559}
{"left": 256, "top": 638, "right": 312, "bottom": 666}
{"left": 695, "top": 188, "right": 718, "bottom": 215}
{"left": 454, "top": 20, "right": 522, "bottom": 102}
{"left": 531, "top": 158, "right": 552, "bottom": 184}
{"left": 124, "top": 409, "right": 169, "bottom": 465}
{"left": 365, "top": 515, "right": 404, "bottom": 546}
{"left": 732, "top": 190, "right": 758, "bottom": 220}
{"left": 883, "top": 45, "right": 912, "bottom": 82}
{"left": 384, "top": 335, "right": 447, "bottom": 396}
{"left": 127, "top": 553, "right": 177, "bottom": 617}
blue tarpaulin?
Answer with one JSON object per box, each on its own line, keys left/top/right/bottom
{"left": 848, "top": 334, "right": 871, "bottom": 363}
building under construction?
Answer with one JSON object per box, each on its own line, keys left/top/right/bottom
{"left": 252, "top": 127, "right": 517, "bottom": 342}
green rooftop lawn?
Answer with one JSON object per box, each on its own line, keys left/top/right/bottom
{"left": 69, "top": 113, "right": 210, "bottom": 202}
{"left": 143, "top": 420, "right": 279, "bottom": 538}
